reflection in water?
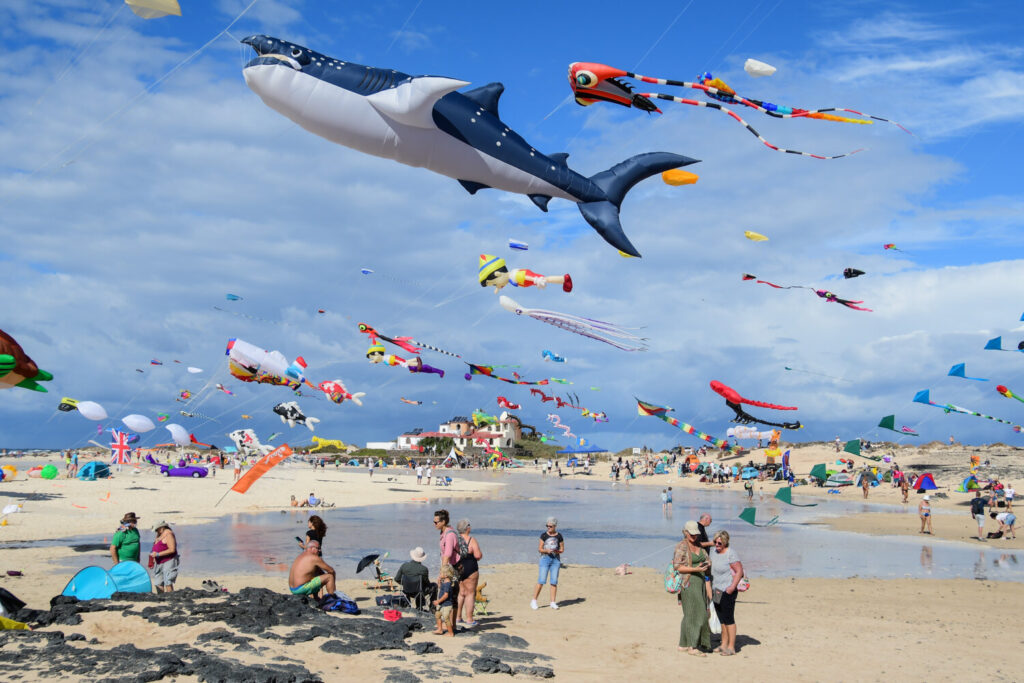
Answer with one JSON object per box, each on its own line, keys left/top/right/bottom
{"left": 995, "top": 554, "right": 1018, "bottom": 569}
{"left": 44, "top": 471, "right": 1024, "bottom": 583}
{"left": 974, "top": 551, "right": 988, "bottom": 580}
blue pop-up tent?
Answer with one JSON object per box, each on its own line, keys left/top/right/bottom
{"left": 61, "top": 561, "right": 151, "bottom": 600}
{"left": 78, "top": 462, "right": 110, "bottom": 481}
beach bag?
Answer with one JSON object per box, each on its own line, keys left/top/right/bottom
{"left": 664, "top": 563, "right": 683, "bottom": 594}
{"left": 708, "top": 604, "right": 722, "bottom": 635}
{"left": 737, "top": 577, "right": 750, "bottom": 592}
{"left": 376, "top": 594, "right": 411, "bottom": 608}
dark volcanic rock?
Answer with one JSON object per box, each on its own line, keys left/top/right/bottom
{"left": 471, "top": 656, "right": 513, "bottom": 674}
{"left": 411, "top": 641, "right": 443, "bottom": 655}
{"left": 517, "top": 665, "right": 556, "bottom": 678}
{"left": 384, "top": 671, "right": 422, "bottom": 683}
{"left": 477, "top": 632, "right": 530, "bottom": 650}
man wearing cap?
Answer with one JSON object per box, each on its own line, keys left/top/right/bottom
{"left": 478, "top": 254, "right": 572, "bottom": 293}
{"left": 395, "top": 547, "right": 436, "bottom": 607}
{"left": 110, "top": 512, "right": 141, "bottom": 565}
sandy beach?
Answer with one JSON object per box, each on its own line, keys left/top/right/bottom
{"left": 2, "top": 446, "right": 1022, "bottom": 680}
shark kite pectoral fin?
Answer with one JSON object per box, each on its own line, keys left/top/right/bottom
{"left": 367, "top": 76, "right": 471, "bottom": 128}
{"left": 459, "top": 179, "right": 492, "bottom": 195}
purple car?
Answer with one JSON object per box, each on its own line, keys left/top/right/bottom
{"left": 159, "top": 464, "right": 209, "bottom": 478}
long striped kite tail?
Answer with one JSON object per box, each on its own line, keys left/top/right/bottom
{"left": 816, "top": 108, "right": 913, "bottom": 134}
{"left": 641, "top": 93, "right": 862, "bottom": 159}
{"left": 410, "top": 340, "right": 462, "bottom": 358}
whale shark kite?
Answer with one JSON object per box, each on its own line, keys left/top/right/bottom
{"left": 241, "top": 35, "right": 697, "bottom": 257}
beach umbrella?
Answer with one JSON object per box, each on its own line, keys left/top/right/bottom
{"left": 356, "top": 553, "right": 380, "bottom": 574}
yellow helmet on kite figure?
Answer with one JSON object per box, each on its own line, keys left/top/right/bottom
{"left": 478, "top": 255, "right": 572, "bottom": 293}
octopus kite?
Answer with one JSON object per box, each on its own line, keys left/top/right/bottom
{"left": 743, "top": 274, "right": 872, "bottom": 312}
{"left": 569, "top": 63, "right": 909, "bottom": 160}
{"left": 479, "top": 255, "right": 572, "bottom": 293}
{"left": 710, "top": 381, "right": 802, "bottom": 430}
{"left": 366, "top": 346, "right": 445, "bottom": 378}
{"left": 499, "top": 296, "right": 648, "bottom": 351}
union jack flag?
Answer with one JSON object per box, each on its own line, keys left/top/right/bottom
{"left": 109, "top": 430, "right": 133, "bottom": 464}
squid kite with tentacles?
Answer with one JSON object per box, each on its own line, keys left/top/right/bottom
{"left": 742, "top": 274, "right": 872, "bottom": 312}
{"left": 499, "top": 296, "right": 648, "bottom": 351}
{"left": 710, "top": 381, "right": 802, "bottom": 430}
{"left": 568, "top": 63, "right": 909, "bottom": 160}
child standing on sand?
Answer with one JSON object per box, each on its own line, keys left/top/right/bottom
{"left": 433, "top": 564, "right": 457, "bottom": 636}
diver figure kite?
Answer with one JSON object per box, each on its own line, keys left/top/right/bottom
{"left": 479, "top": 255, "right": 572, "bottom": 293}
{"left": 367, "top": 345, "right": 445, "bottom": 378}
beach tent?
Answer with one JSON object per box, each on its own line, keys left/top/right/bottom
{"left": 61, "top": 561, "right": 151, "bottom": 600}
{"left": 77, "top": 462, "right": 110, "bottom": 481}
{"left": 912, "top": 473, "right": 938, "bottom": 492}
{"left": 957, "top": 475, "right": 980, "bottom": 493}
{"left": 809, "top": 463, "right": 828, "bottom": 483}
{"left": 825, "top": 472, "right": 854, "bottom": 487}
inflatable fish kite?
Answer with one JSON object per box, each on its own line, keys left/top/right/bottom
{"left": 242, "top": 36, "right": 697, "bottom": 257}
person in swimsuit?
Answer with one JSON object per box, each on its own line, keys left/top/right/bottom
{"left": 918, "top": 495, "right": 932, "bottom": 534}
{"left": 150, "top": 521, "right": 179, "bottom": 592}
{"left": 288, "top": 540, "right": 335, "bottom": 597}
{"left": 455, "top": 519, "right": 483, "bottom": 627}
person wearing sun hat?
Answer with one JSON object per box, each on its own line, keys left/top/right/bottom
{"left": 395, "top": 547, "right": 436, "bottom": 607}
{"left": 150, "top": 521, "right": 179, "bottom": 592}
{"left": 478, "top": 254, "right": 572, "bottom": 293}
{"left": 109, "top": 512, "right": 141, "bottom": 565}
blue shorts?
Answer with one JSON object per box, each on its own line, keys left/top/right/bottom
{"left": 538, "top": 554, "right": 560, "bottom": 586}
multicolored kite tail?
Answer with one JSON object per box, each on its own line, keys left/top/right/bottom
{"left": 637, "top": 398, "right": 741, "bottom": 454}
{"left": 465, "top": 363, "right": 550, "bottom": 386}
{"left": 913, "top": 390, "right": 1021, "bottom": 431}
{"left": 569, "top": 63, "right": 909, "bottom": 160}
{"left": 742, "top": 275, "right": 872, "bottom": 312}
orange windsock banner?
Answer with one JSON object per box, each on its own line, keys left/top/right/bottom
{"left": 230, "top": 444, "right": 293, "bottom": 494}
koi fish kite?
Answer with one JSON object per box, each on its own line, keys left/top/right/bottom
{"left": 243, "top": 36, "right": 698, "bottom": 257}
{"left": 318, "top": 380, "right": 365, "bottom": 406}
{"left": 913, "top": 390, "right": 1021, "bottom": 431}
{"left": 710, "top": 381, "right": 802, "bottom": 430}
{"left": 742, "top": 274, "right": 871, "bottom": 311}
{"left": 499, "top": 296, "right": 648, "bottom": 351}
{"left": 636, "top": 398, "right": 741, "bottom": 453}
{"left": 568, "top": 63, "right": 908, "bottom": 159}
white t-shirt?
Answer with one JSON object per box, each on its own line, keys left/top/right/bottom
{"left": 426, "top": 467, "right": 432, "bottom": 478}
{"left": 1006, "top": 487, "right": 1015, "bottom": 499}
{"left": 416, "top": 466, "right": 424, "bottom": 477}
{"left": 996, "top": 512, "right": 1010, "bottom": 523}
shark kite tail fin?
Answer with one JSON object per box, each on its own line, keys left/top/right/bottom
{"left": 579, "top": 152, "right": 698, "bottom": 257}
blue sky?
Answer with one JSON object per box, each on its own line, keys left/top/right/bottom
{"left": 2, "top": 0, "right": 1024, "bottom": 451}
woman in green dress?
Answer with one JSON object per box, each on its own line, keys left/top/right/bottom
{"left": 674, "top": 520, "right": 712, "bottom": 655}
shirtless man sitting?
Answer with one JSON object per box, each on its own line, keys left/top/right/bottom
{"left": 288, "top": 540, "right": 336, "bottom": 598}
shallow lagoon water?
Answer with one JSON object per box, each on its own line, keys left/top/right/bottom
{"left": 37, "top": 469, "right": 1024, "bottom": 582}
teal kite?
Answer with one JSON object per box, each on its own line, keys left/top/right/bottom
{"left": 878, "top": 415, "right": 918, "bottom": 436}
{"left": 738, "top": 507, "right": 778, "bottom": 527}
{"left": 773, "top": 487, "right": 817, "bottom": 507}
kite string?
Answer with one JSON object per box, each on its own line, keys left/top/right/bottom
{"left": 23, "top": 0, "right": 262, "bottom": 182}
{"left": 631, "top": 0, "right": 697, "bottom": 71}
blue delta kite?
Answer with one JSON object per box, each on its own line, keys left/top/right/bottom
{"left": 241, "top": 36, "right": 697, "bottom": 257}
